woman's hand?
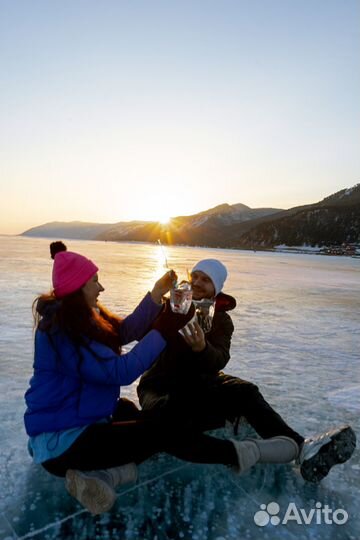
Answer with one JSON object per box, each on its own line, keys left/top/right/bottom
{"left": 181, "top": 321, "right": 206, "bottom": 352}
{"left": 151, "top": 270, "right": 177, "bottom": 304}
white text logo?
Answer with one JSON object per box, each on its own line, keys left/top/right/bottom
{"left": 254, "top": 501, "right": 348, "bottom": 527}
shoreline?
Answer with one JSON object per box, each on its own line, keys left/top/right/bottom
{"left": 2, "top": 233, "right": 359, "bottom": 258}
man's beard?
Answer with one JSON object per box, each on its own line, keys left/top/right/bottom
{"left": 192, "top": 288, "right": 206, "bottom": 300}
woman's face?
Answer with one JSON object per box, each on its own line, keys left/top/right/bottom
{"left": 82, "top": 273, "right": 105, "bottom": 308}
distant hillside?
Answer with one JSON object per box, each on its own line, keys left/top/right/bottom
{"left": 235, "top": 183, "right": 360, "bottom": 248}
{"left": 21, "top": 183, "right": 360, "bottom": 249}
{"left": 101, "top": 203, "right": 282, "bottom": 245}
{"left": 22, "top": 220, "right": 149, "bottom": 240}
{"left": 319, "top": 183, "right": 360, "bottom": 207}
{"left": 21, "top": 204, "right": 282, "bottom": 244}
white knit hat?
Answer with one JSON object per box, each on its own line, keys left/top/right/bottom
{"left": 191, "top": 259, "right": 228, "bottom": 296}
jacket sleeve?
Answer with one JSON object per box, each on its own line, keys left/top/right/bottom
{"left": 77, "top": 330, "right": 167, "bottom": 386}
{"left": 194, "top": 312, "right": 234, "bottom": 374}
{"left": 117, "top": 292, "right": 163, "bottom": 345}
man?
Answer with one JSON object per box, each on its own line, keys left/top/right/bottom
{"left": 138, "top": 259, "right": 356, "bottom": 483}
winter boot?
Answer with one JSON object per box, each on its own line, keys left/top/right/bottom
{"left": 65, "top": 462, "right": 138, "bottom": 515}
{"left": 231, "top": 436, "right": 299, "bottom": 474}
{"left": 299, "top": 425, "right": 356, "bottom": 483}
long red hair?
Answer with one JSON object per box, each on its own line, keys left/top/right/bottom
{"left": 33, "top": 290, "right": 123, "bottom": 354}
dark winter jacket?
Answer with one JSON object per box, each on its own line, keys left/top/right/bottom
{"left": 137, "top": 292, "right": 236, "bottom": 404}
{"left": 24, "top": 292, "right": 165, "bottom": 437}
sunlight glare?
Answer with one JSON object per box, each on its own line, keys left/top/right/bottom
{"left": 158, "top": 215, "right": 171, "bottom": 225}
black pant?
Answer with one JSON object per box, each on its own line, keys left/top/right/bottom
{"left": 140, "top": 374, "right": 305, "bottom": 447}
{"left": 42, "top": 399, "right": 237, "bottom": 477}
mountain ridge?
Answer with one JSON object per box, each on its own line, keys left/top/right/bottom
{"left": 21, "top": 183, "right": 360, "bottom": 248}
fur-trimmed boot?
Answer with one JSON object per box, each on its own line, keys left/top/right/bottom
{"left": 65, "top": 463, "right": 138, "bottom": 515}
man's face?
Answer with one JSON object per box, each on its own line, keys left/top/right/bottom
{"left": 191, "top": 270, "right": 215, "bottom": 300}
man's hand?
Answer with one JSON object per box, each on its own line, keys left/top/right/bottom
{"left": 181, "top": 321, "right": 206, "bottom": 352}
{"left": 151, "top": 270, "right": 177, "bottom": 304}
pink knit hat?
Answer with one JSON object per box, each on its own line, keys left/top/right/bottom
{"left": 50, "top": 242, "right": 99, "bottom": 298}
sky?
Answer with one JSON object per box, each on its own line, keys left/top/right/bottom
{"left": 0, "top": 0, "right": 359, "bottom": 234}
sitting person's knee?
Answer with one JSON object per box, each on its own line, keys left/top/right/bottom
{"left": 140, "top": 390, "right": 170, "bottom": 411}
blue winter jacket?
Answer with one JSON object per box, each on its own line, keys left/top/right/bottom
{"left": 24, "top": 292, "right": 165, "bottom": 437}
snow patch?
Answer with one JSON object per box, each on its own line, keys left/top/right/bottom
{"left": 274, "top": 244, "right": 321, "bottom": 253}
{"left": 344, "top": 183, "right": 360, "bottom": 196}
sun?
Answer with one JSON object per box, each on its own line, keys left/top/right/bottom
{"left": 158, "top": 216, "right": 171, "bottom": 225}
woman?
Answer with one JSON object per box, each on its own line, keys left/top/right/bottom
{"left": 24, "top": 242, "right": 300, "bottom": 515}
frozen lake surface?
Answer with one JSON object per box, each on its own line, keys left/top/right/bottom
{"left": 0, "top": 236, "right": 359, "bottom": 540}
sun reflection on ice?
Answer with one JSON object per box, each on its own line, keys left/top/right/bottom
{"left": 151, "top": 242, "right": 171, "bottom": 285}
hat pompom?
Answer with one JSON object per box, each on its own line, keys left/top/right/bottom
{"left": 50, "top": 241, "right": 67, "bottom": 260}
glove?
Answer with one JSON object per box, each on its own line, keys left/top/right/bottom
{"left": 152, "top": 299, "right": 195, "bottom": 341}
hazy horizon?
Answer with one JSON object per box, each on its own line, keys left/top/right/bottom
{"left": 1, "top": 1, "right": 359, "bottom": 235}
{"left": 8, "top": 180, "right": 360, "bottom": 236}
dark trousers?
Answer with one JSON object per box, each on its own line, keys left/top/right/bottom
{"left": 42, "top": 399, "right": 237, "bottom": 477}
{"left": 155, "top": 374, "right": 305, "bottom": 447}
